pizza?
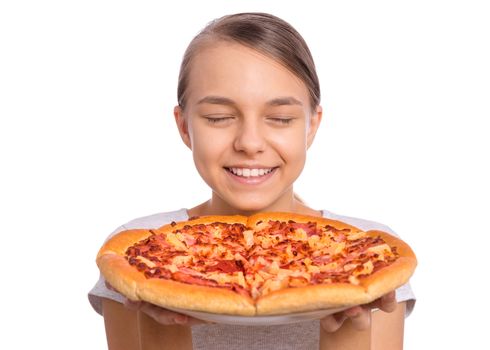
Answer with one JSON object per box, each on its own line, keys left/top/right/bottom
{"left": 96, "top": 212, "right": 416, "bottom": 316}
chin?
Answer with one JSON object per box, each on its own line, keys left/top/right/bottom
{"left": 229, "top": 198, "right": 275, "bottom": 214}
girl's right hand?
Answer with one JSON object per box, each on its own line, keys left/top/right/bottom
{"left": 123, "top": 299, "right": 212, "bottom": 326}
{"left": 105, "top": 280, "right": 211, "bottom": 326}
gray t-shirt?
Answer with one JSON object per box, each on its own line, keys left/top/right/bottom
{"left": 88, "top": 208, "right": 416, "bottom": 350}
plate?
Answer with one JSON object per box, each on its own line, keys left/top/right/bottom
{"left": 165, "top": 306, "right": 350, "bottom": 326}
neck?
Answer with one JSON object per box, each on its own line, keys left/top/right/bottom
{"left": 187, "top": 190, "right": 322, "bottom": 218}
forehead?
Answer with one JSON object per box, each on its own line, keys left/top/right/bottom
{"left": 186, "top": 41, "right": 310, "bottom": 107}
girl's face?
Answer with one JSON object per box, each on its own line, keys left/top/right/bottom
{"left": 175, "top": 41, "right": 322, "bottom": 215}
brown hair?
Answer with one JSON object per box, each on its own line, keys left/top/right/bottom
{"left": 177, "top": 12, "right": 320, "bottom": 113}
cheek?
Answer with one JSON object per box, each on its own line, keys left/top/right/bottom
{"left": 191, "top": 128, "right": 230, "bottom": 168}
{"left": 269, "top": 129, "right": 308, "bottom": 163}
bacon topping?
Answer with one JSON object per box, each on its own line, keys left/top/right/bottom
{"left": 289, "top": 222, "right": 318, "bottom": 236}
{"left": 206, "top": 260, "right": 242, "bottom": 273}
{"left": 173, "top": 272, "right": 218, "bottom": 287}
{"left": 123, "top": 220, "right": 399, "bottom": 299}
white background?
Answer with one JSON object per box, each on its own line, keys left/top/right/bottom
{"left": 1, "top": 0, "right": 489, "bottom": 349}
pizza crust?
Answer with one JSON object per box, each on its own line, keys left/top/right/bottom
{"left": 256, "top": 283, "right": 370, "bottom": 315}
{"left": 97, "top": 229, "right": 154, "bottom": 257}
{"left": 248, "top": 212, "right": 360, "bottom": 232}
{"left": 97, "top": 253, "right": 146, "bottom": 301}
{"left": 140, "top": 278, "right": 255, "bottom": 315}
{"left": 157, "top": 215, "right": 248, "bottom": 232}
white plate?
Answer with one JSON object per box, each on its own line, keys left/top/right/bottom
{"left": 165, "top": 306, "right": 350, "bottom": 326}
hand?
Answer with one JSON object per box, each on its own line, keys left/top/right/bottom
{"left": 105, "top": 281, "right": 212, "bottom": 326}
{"left": 124, "top": 299, "right": 212, "bottom": 326}
{"left": 320, "top": 291, "right": 397, "bottom": 332}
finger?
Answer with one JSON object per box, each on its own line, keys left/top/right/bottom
{"left": 186, "top": 316, "right": 215, "bottom": 326}
{"left": 320, "top": 312, "right": 347, "bottom": 333}
{"left": 345, "top": 306, "right": 371, "bottom": 331}
{"left": 139, "top": 303, "right": 186, "bottom": 325}
{"left": 366, "top": 291, "right": 397, "bottom": 313}
{"left": 138, "top": 303, "right": 211, "bottom": 326}
{"left": 379, "top": 291, "right": 397, "bottom": 313}
{"left": 123, "top": 300, "right": 212, "bottom": 325}
{"left": 105, "top": 281, "right": 117, "bottom": 292}
{"left": 123, "top": 299, "right": 143, "bottom": 311}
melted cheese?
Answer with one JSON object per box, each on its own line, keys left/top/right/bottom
{"left": 172, "top": 255, "right": 192, "bottom": 265}
{"left": 288, "top": 270, "right": 311, "bottom": 281}
{"left": 212, "top": 227, "right": 223, "bottom": 239}
{"left": 292, "top": 228, "right": 308, "bottom": 241}
{"left": 237, "top": 271, "right": 246, "bottom": 287}
{"left": 307, "top": 235, "right": 321, "bottom": 249}
{"left": 255, "top": 222, "right": 269, "bottom": 231}
{"left": 136, "top": 255, "right": 156, "bottom": 268}
{"left": 286, "top": 243, "right": 294, "bottom": 259}
{"left": 166, "top": 232, "right": 187, "bottom": 251}
{"left": 343, "top": 263, "right": 357, "bottom": 272}
{"left": 194, "top": 244, "right": 212, "bottom": 257}
{"left": 332, "top": 242, "right": 345, "bottom": 254}
{"left": 243, "top": 230, "right": 254, "bottom": 248}
{"left": 367, "top": 243, "right": 392, "bottom": 261}
{"left": 207, "top": 271, "right": 247, "bottom": 288}
{"left": 306, "top": 264, "right": 320, "bottom": 274}
{"left": 349, "top": 275, "right": 360, "bottom": 285}
{"left": 260, "top": 277, "right": 289, "bottom": 295}
{"left": 257, "top": 270, "right": 274, "bottom": 280}
{"left": 163, "top": 263, "right": 178, "bottom": 273}
{"left": 347, "top": 230, "right": 366, "bottom": 241}
{"left": 260, "top": 236, "right": 274, "bottom": 248}
{"left": 319, "top": 262, "right": 338, "bottom": 272}
{"left": 234, "top": 253, "right": 249, "bottom": 268}
{"left": 256, "top": 256, "right": 269, "bottom": 267}
{"left": 289, "top": 277, "right": 309, "bottom": 287}
{"left": 268, "top": 260, "right": 280, "bottom": 274}
{"left": 353, "top": 260, "right": 374, "bottom": 276}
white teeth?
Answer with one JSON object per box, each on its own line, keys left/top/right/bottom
{"left": 229, "top": 167, "right": 274, "bottom": 177}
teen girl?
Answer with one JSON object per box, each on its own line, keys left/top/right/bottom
{"left": 89, "top": 12, "right": 415, "bottom": 349}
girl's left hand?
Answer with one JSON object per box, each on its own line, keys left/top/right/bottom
{"left": 320, "top": 291, "right": 397, "bottom": 332}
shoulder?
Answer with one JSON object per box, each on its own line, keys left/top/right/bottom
{"left": 106, "top": 208, "right": 189, "bottom": 240}
{"left": 320, "top": 209, "right": 398, "bottom": 237}
{"left": 122, "top": 208, "right": 189, "bottom": 229}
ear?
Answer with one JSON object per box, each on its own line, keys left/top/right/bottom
{"left": 174, "top": 105, "right": 192, "bottom": 149}
{"left": 306, "top": 105, "right": 323, "bottom": 149}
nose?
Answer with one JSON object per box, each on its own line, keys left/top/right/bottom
{"left": 233, "top": 117, "right": 266, "bottom": 155}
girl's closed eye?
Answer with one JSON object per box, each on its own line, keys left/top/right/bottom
{"left": 204, "top": 116, "right": 295, "bottom": 125}
{"left": 204, "top": 115, "right": 235, "bottom": 124}
{"left": 267, "top": 117, "right": 295, "bottom": 125}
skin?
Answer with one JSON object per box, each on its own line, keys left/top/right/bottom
{"left": 114, "top": 41, "right": 400, "bottom": 336}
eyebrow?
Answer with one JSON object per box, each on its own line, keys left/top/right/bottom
{"left": 197, "top": 95, "right": 303, "bottom": 107}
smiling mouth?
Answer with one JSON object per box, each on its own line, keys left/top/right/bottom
{"left": 224, "top": 167, "right": 278, "bottom": 178}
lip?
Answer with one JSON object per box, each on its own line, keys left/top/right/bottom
{"left": 225, "top": 164, "right": 276, "bottom": 169}
{"left": 224, "top": 166, "right": 278, "bottom": 185}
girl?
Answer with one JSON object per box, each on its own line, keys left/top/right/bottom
{"left": 89, "top": 12, "right": 415, "bottom": 349}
